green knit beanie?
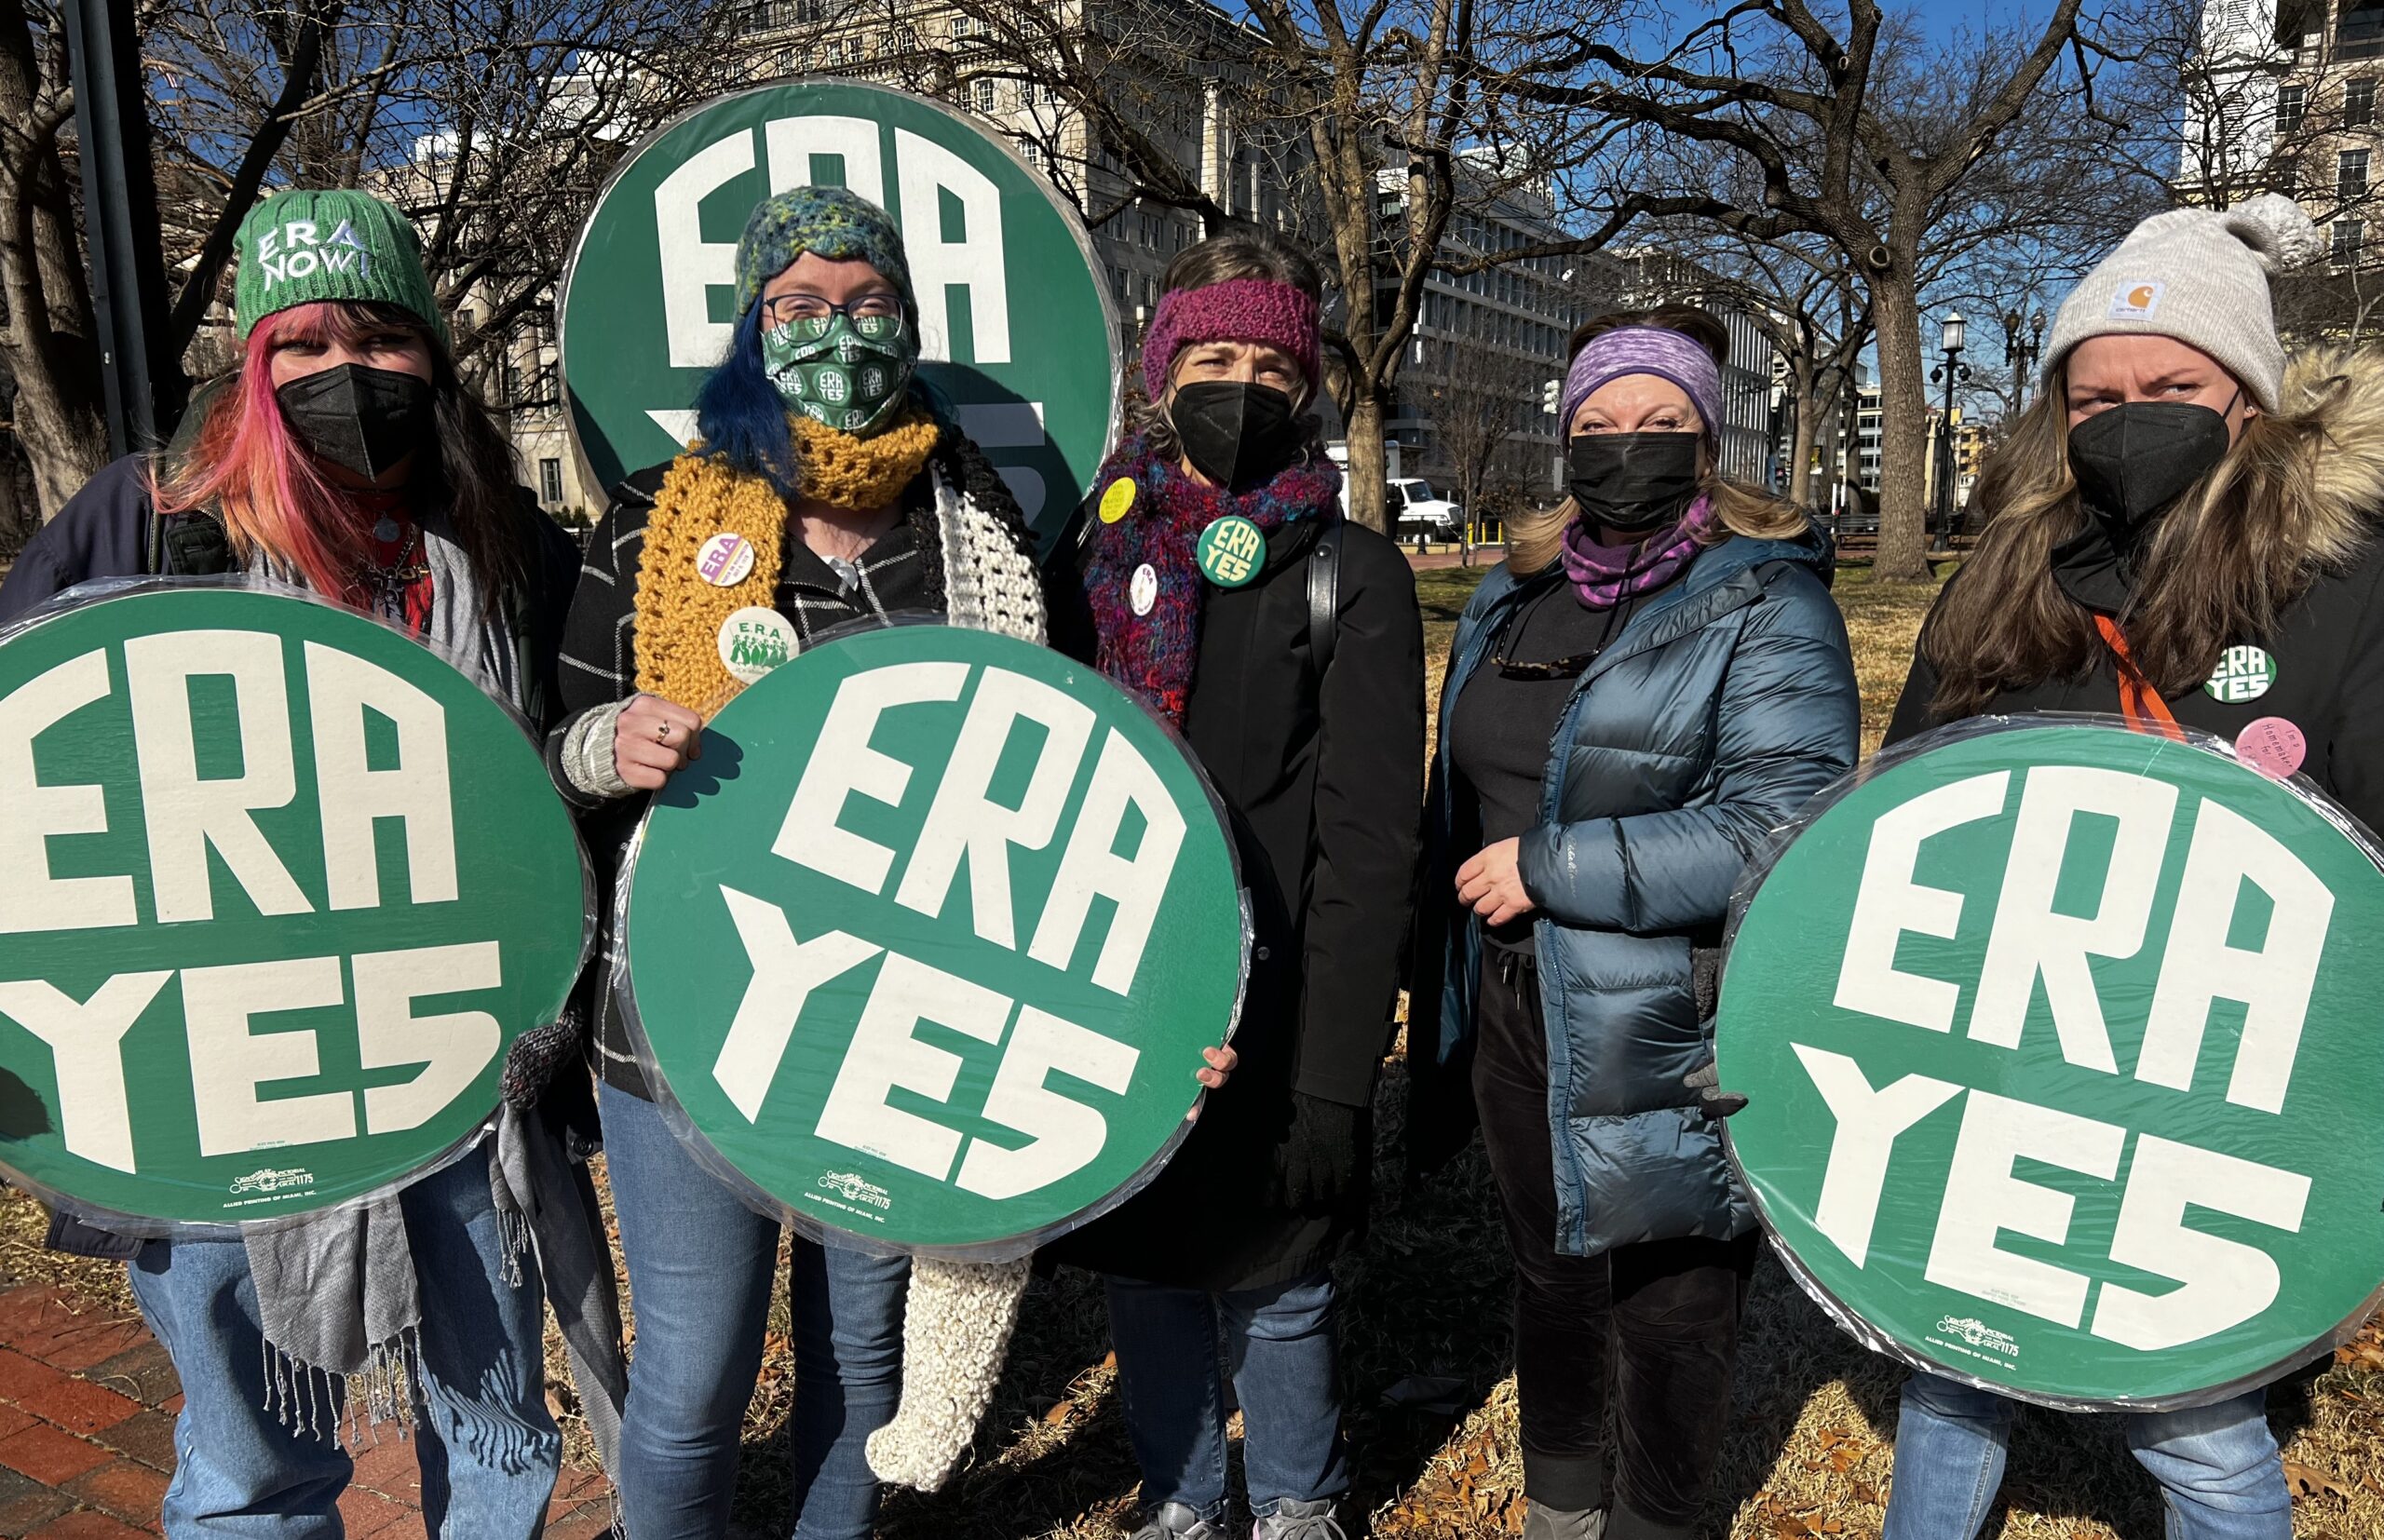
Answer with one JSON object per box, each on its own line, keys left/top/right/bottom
{"left": 734, "top": 186, "right": 914, "bottom": 319}
{"left": 233, "top": 189, "right": 447, "bottom": 344}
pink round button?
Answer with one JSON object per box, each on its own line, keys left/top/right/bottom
{"left": 2236, "top": 716, "right": 2307, "bottom": 780}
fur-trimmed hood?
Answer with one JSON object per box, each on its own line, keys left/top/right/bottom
{"left": 2276, "top": 346, "right": 2384, "bottom": 564}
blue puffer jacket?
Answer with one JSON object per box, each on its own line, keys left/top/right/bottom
{"left": 1407, "top": 530, "right": 1859, "bottom": 1257}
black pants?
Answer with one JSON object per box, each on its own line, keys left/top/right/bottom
{"left": 1473, "top": 950, "right": 1758, "bottom": 1538}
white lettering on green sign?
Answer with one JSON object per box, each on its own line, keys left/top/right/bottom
{"left": 1834, "top": 768, "right": 2324, "bottom": 1103}
{"left": 1806, "top": 762, "right": 2329, "bottom": 1344}
{"left": 0, "top": 629, "right": 501, "bottom": 1176}
{"left": 654, "top": 120, "right": 1010, "bottom": 370}
{"left": 714, "top": 660, "right": 1176, "bottom": 1198}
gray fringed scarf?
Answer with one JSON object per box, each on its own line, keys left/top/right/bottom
{"left": 240, "top": 519, "right": 626, "bottom": 1470}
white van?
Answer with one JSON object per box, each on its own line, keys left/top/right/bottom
{"left": 1389, "top": 478, "right": 1463, "bottom": 544}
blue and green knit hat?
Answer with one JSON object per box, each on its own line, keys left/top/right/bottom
{"left": 733, "top": 186, "right": 914, "bottom": 318}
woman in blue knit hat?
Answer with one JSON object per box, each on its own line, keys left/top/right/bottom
{"left": 546, "top": 184, "right": 1236, "bottom": 1540}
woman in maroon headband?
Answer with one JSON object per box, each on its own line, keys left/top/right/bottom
{"left": 1045, "top": 232, "right": 1425, "bottom": 1540}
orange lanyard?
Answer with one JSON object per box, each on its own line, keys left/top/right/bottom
{"left": 2093, "top": 615, "right": 2185, "bottom": 740}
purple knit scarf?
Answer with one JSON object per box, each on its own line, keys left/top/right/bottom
{"left": 1084, "top": 434, "right": 1343, "bottom": 724}
{"left": 1560, "top": 496, "right": 1712, "bottom": 610}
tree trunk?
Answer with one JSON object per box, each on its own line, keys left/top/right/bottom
{"left": 1343, "top": 387, "right": 1390, "bottom": 534}
{"left": 1786, "top": 358, "right": 1819, "bottom": 510}
{"left": 1871, "top": 268, "right": 1933, "bottom": 583}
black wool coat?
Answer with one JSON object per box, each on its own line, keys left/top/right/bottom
{"left": 1888, "top": 521, "right": 2384, "bottom": 833}
{"left": 1042, "top": 508, "right": 1426, "bottom": 1291}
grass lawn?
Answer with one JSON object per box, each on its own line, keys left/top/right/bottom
{"left": 7, "top": 554, "right": 2381, "bottom": 1539}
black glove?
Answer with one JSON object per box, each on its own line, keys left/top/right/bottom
{"left": 1278, "top": 1092, "right": 1365, "bottom": 1210}
{"left": 1685, "top": 1058, "right": 1748, "bottom": 1120}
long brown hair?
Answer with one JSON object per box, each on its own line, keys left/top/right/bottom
{"left": 1511, "top": 305, "right": 1807, "bottom": 574}
{"left": 1925, "top": 357, "right": 2365, "bottom": 718}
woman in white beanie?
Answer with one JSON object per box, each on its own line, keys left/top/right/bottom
{"left": 1877, "top": 194, "right": 2368, "bottom": 1538}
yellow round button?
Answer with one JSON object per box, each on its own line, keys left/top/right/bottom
{"left": 1098, "top": 478, "right": 1137, "bottom": 524}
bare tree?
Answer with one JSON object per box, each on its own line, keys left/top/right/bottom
{"left": 1423, "top": 336, "right": 1529, "bottom": 566}
{"left": 788, "top": 0, "right": 1628, "bottom": 535}
{"left": 2118, "top": 0, "right": 2384, "bottom": 344}
{"left": 1506, "top": 2, "right": 2159, "bottom": 580}
{"left": 0, "top": 0, "right": 728, "bottom": 523}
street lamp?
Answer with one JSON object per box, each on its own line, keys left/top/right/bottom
{"left": 2002, "top": 306, "right": 2048, "bottom": 408}
{"left": 1929, "top": 311, "right": 1971, "bottom": 554}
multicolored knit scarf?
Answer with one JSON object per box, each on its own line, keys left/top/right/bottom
{"left": 1085, "top": 433, "right": 1342, "bottom": 723}
{"left": 1561, "top": 495, "right": 1713, "bottom": 610}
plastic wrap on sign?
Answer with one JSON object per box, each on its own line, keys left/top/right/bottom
{"left": 0, "top": 579, "right": 593, "bottom": 1233}
{"left": 1715, "top": 713, "right": 2384, "bottom": 1412}
{"left": 617, "top": 620, "right": 1251, "bottom": 1260}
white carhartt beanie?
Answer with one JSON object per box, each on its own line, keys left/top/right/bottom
{"left": 2042, "top": 194, "right": 2324, "bottom": 412}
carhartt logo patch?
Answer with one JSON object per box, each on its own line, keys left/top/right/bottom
{"left": 2109, "top": 281, "right": 2164, "bottom": 320}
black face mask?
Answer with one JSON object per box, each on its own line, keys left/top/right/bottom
{"left": 1565, "top": 431, "right": 1703, "bottom": 534}
{"left": 1170, "top": 382, "right": 1305, "bottom": 492}
{"left": 2066, "top": 398, "right": 2236, "bottom": 538}
{"left": 276, "top": 363, "right": 433, "bottom": 481}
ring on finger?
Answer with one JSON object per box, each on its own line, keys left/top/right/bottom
{"left": 655, "top": 720, "right": 672, "bottom": 745}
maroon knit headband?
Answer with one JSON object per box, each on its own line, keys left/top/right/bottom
{"left": 1141, "top": 277, "right": 1321, "bottom": 399}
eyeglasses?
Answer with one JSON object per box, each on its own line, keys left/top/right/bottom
{"left": 761, "top": 292, "right": 904, "bottom": 327}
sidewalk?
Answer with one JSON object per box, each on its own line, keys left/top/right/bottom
{"left": 0, "top": 1282, "right": 615, "bottom": 1536}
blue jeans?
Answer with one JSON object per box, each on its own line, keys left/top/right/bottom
{"left": 127, "top": 1145, "right": 559, "bottom": 1538}
{"left": 601, "top": 1080, "right": 909, "bottom": 1540}
{"left": 1883, "top": 1372, "right": 2291, "bottom": 1540}
{"left": 1104, "top": 1269, "right": 1349, "bottom": 1522}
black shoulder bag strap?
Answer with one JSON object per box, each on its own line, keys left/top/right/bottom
{"left": 1307, "top": 520, "right": 1344, "bottom": 682}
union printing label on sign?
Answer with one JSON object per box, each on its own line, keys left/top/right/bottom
{"left": 1716, "top": 720, "right": 2384, "bottom": 1408}
{"left": 558, "top": 79, "right": 1121, "bottom": 548}
{"left": 622, "top": 624, "right": 1248, "bottom": 1252}
{"left": 0, "top": 588, "right": 589, "bottom": 1225}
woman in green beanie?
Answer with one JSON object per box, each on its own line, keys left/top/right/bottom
{"left": 0, "top": 188, "right": 611, "bottom": 1537}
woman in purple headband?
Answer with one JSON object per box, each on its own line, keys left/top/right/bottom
{"left": 1407, "top": 305, "right": 1859, "bottom": 1540}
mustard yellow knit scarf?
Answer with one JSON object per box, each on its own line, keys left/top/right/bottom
{"left": 631, "top": 412, "right": 941, "bottom": 714}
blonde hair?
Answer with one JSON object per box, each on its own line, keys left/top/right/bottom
{"left": 1517, "top": 309, "right": 1808, "bottom": 572}
{"left": 1510, "top": 457, "right": 1810, "bottom": 574}
{"left": 1925, "top": 358, "right": 2357, "bottom": 717}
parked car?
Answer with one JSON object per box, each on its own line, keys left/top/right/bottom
{"left": 1390, "top": 478, "right": 1464, "bottom": 544}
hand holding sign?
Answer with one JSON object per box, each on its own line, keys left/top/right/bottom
{"left": 1717, "top": 719, "right": 2384, "bottom": 1409}
{"left": 616, "top": 694, "right": 704, "bottom": 790}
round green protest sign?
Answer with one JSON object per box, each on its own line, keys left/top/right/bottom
{"left": 1718, "top": 721, "right": 2384, "bottom": 1408}
{"left": 559, "top": 78, "right": 1120, "bottom": 547}
{"left": 0, "top": 587, "right": 588, "bottom": 1225}
{"left": 622, "top": 624, "right": 1247, "bottom": 1253}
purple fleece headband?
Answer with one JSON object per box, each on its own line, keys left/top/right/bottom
{"left": 1559, "top": 326, "right": 1725, "bottom": 440}
{"left": 1142, "top": 278, "right": 1322, "bottom": 399}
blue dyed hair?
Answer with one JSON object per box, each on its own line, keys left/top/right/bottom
{"left": 693, "top": 304, "right": 801, "bottom": 498}
{"left": 692, "top": 301, "right": 937, "bottom": 500}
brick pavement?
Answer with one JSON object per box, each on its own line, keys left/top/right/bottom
{"left": 0, "top": 1283, "right": 614, "bottom": 1537}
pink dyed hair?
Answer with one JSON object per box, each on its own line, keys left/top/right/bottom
{"left": 151, "top": 302, "right": 426, "bottom": 607}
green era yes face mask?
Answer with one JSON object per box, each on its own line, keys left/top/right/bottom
{"left": 761, "top": 310, "right": 918, "bottom": 435}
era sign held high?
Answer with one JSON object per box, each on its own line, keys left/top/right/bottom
{"left": 623, "top": 626, "right": 1245, "bottom": 1253}
{"left": 559, "top": 80, "right": 1120, "bottom": 545}
{"left": 1718, "top": 722, "right": 2384, "bottom": 1408}
{"left": 0, "top": 588, "right": 588, "bottom": 1225}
